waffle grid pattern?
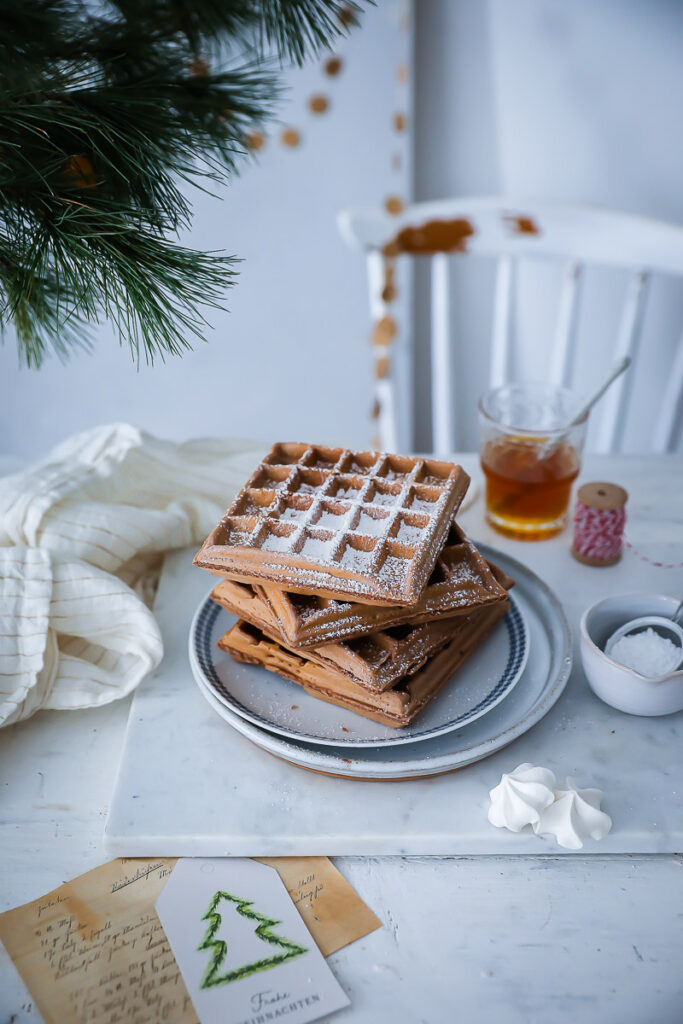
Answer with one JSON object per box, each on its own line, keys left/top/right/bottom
{"left": 210, "top": 578, "right": 480, "bottom": 692}
{"left": 196, "top": 443, "right": 470, "bottom": 604}
{"left": 260, "top": 524, "right": 508, "bottom": 646}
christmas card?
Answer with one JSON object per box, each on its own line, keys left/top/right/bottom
{"left": 156, "top": 858, "right": 350, "bottom": 1024}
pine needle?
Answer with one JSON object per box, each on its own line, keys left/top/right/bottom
{"left": 0, "top": 0, "right": 366, "bottom": 366}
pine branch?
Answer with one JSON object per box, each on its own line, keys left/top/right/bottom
{"left": 0, "top": 0, "right": 367, "bottom": 367}
{"left": 107, "top": 0, "right": 362, "bottom": 65}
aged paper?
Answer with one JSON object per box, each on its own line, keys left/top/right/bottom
{"left": 0, "top": 857, "right": 380, "bottom": 1024}
{"left": 258, "top": 856, "right": 381, "bottom": 957}
{"left": 0, "top": 858, "right": 195, "bottom": 1024}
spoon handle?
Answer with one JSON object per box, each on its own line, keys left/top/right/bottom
{"left": 567, "top": 356, "right": 631, "bottom": 428}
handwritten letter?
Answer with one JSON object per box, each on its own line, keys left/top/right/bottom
{"left": 258, "top": 856, "right": 381, "bottom": 957}
{"left": 0, "top": 858, "right": 198, "bottom": 1024}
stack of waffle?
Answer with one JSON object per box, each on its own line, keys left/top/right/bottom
{"left": 194, "top": 443, "right": 513, "bottom": 728}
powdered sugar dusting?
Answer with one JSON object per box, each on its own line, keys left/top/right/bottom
{"left": 280, "top": 505, "right": 309, "bottom": 522}
{"left": 315, "top": 507, "right": 349, "bottom": 530}
{"left": 396, "top": 520, "right": 426, "bottom": 544}
{"left": 199, "top": 443, "right": 470, "bottom": 603}
{"left": 340, "top": 543, "right": 375, "bottom": 571}
{"left": 243, "top": 526, "right": 508, "bottom": 647}
{"left": 381, "top": 553, "right": 412, "bottom": 582}
{"left": 300, "top": 535, "right": 333, "bottom": 561}
{"left": 296, "top": 480, "right": 322, "bottom": 495}
{"left": 262, "top": 531, "right": 294, "bottom": 552}
{"left": 374, "top": 489, "right": 401, "bottom": 507}
{"left": 409, "top": 494, "right": 438, "bottom": 513}
{"left": 225, "top": 528, "right": 253, "bottom": 547}
{"left": 348, "top": 456, "right": 378, "bottom": 474}
{"left": 335, "top": 483, "right": 362, "bottom": 499}
{"left": 356, "top": 510, "right": 389, "bottom": 537}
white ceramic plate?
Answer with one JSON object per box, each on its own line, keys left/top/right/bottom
{"left": 190, "top": 546, "right": 571, "bottom": 778}
{"left": 189, "top": 573, "right": 529, "bottom": 748}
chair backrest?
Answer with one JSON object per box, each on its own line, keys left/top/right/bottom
{"left": 338, "top": 196, "right": 683, "bottom": 454}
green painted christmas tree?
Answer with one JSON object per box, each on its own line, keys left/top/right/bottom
{"left": 198, "top": 889, "right": 308, "bottom": 989}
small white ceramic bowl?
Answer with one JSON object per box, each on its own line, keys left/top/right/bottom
{"left": 581, "top": 594, "right": 683, "bottom": 716}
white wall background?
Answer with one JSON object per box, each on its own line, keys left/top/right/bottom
{"left": 2, "top": 0, "right": 682, "bottom": 458}
{"left": 0, "top": 2, "right": 411, "bottom": 458}
{"left": 413, "top": 0, "right": 683, "bottom": 452}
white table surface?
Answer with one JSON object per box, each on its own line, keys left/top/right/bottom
{"left": 2, "top": 453, "right": 683, "bottom": 1024}
{"left": 106, "top": 540, "right": 683, "bottom": 857}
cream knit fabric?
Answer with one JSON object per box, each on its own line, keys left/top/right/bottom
{"left": 0, "top": 424, "right": 266, "bottom": 726}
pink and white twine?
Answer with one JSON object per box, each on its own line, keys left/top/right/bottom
{"left": 572, "top": 499, "right": 626, "bottom": 563}
{"left": 573, "top": 496, "right": 683, "bottom": 568}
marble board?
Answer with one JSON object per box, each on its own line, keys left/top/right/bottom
{"left": 105, "top": 545, "right": 683, "bottom": 856}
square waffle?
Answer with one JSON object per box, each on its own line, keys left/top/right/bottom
{"left": 218, "top": 601, "right": 509, "bottom": 728}
{"left": 211, "top": 577, "right": 506, "bottom": 692}
{"left": 211, "top": 524, "right": 511, "bottom": 648}
{"left": 194, "top": 443, "right": 470, "bottom": 606}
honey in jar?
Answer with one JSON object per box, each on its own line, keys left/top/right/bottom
{"left": 481, "top": 435, "right": 580, "bottom": 541}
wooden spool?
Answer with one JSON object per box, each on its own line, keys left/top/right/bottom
{"left": 571, "top": 482, "right": 629, "bottom": 567}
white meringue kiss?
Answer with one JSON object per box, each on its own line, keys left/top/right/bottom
{"left": 534, "top": 778, "right": 612, "bottom": 850}
{"left": 488, "top": 763, "right": 556, "bottom": 832}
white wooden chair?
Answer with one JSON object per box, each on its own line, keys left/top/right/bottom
{"left": 338, "top": 197, "right": 683, "bottom": 454}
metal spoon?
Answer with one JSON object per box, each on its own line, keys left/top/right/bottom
{"left": 564, "top": 356, "right": 632, "bottom": 428}
{"left": 538, "top": 357, "right": 631, "bottom": 458}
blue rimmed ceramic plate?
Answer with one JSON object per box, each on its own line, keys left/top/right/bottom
{"left": 189, "top": 550, "right": 529, "bottom": 749}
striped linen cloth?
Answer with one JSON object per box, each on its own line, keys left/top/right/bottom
{"left": 0, "top": 424, "right": 266, "bottom": 727}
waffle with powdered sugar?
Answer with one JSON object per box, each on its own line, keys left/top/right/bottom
{"left": 218, "top": 601, "right": 509, "bottom": 729}
{"left": 210, "top": 528, "right": 509, "bottom": 647}
{"left": 211, "top": 580, "right": 506, "bottom": 693}
{"left": 195, "top": 443, "right": 470, "bottom": 606}
{"left": 212, "top": 524, "right": 510, "bottom": 649}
